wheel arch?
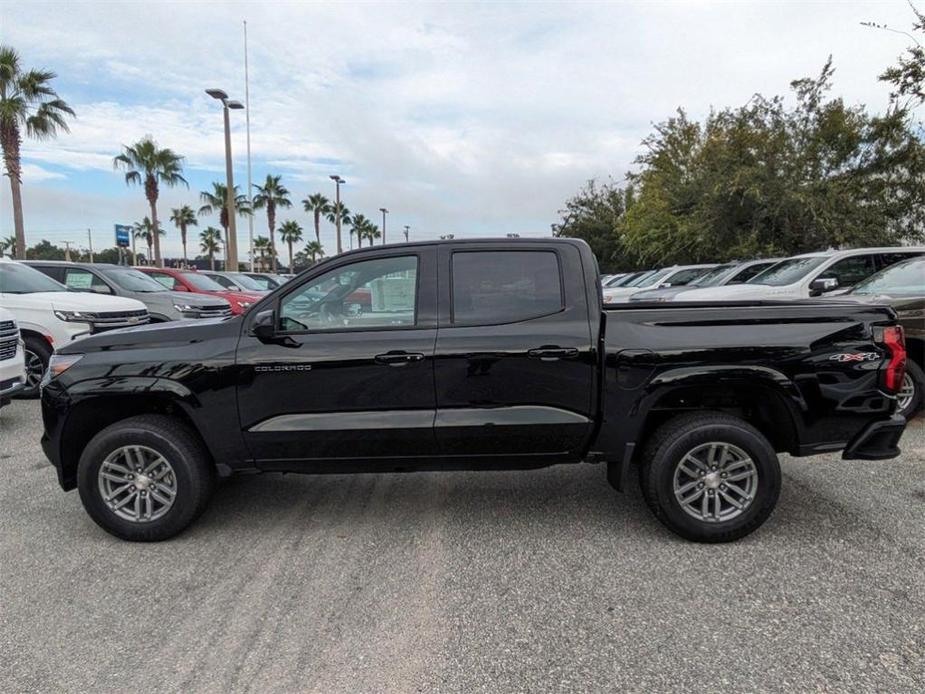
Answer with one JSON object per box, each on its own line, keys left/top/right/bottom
{"left": 55, "top": 389, "right": 217, "bottom": 491}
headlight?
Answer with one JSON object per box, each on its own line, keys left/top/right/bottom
{"left": 53, "top": 310, "right": 94, "bottom": 322}
{"left": 238, "top": 301, "right": 253, "bottom": 309}
{"left": 42, "top": 354, "right": 83, "bottom": 386}
{"left": 173, "top": 304, "right": 194, "bottom": 312}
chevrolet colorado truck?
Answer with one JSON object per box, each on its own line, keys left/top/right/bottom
{"left": 40, "top": 239, "right": 909, "bottom": 543}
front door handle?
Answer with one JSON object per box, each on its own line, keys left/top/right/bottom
{"left": 527, "top": 346, "right": 579, "bottom": 361}
{"left": 374, "top": 351, "right": 425, "bottom": 366}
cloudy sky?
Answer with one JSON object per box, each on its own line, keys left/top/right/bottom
{"left": 1, "top": 0, "right": 920, "bottom": 258}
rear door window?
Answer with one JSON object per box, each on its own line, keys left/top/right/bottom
{"left": 877, "top": 252, "right": 923, "bottom": 271}
{"left": 451, "top": 250, "right": 563, "bottom": 326}
{"left": 816, "top": 255, "right": 877, "bottom": 288}
{"left": 147, "top": 271, "right": 179, "bottom": 290}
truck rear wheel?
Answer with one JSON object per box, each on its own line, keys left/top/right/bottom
{"left": 639, "top": 413, "right": 781, "bottom": 543}
{"left": 76, "top": 415, "right": 214, "bottom": 542}
{"left": 897, "top": 360, "right": 923, "bottom": 420}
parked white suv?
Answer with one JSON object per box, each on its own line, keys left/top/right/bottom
{"left": 0, "top": 259, "right": 149, "bottom": 397}
{"left": 0, "top": 306, "right": 25, "bottom": 407}
{"left": 676, "top": 247, "right": 925, "bottom": 302}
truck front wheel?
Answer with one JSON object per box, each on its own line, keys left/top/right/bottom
{"left": 639, "top": 413, "right": 781, "bottom": 543}
{"left": 76, "top": 415, "right": 215, "bottom": 541}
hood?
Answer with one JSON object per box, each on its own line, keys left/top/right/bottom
{"left": 56, "top": 313, "right": 240, "bottom": 354}
{"left": 674, "top": 284, "right": 782, "bottom": 301}
{"left": 165, "top": 291, "right": 230, "bottom": 307}
{"left": 4, "top": 291, "right": 147, "bottom": 313}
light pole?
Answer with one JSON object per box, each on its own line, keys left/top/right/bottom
{"left": 379, "top": 207, "right": 388, "bottom": 245}
{"left": 330, "top": 175, "right": 345, "bottom": 254}
{"left": 206, "top": 88, "right": 245, "bottom": 270}
{"left": 403, "top": 225, "right": 410, "bottom": 242}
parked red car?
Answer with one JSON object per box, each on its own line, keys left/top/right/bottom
{"left": 135, "top": 267, "right": 263, "bottom": 315}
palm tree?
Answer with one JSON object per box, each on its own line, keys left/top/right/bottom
{"left": 0, "top": 234, "right": 16, "bottom": 257}
{"left": 113, "top": 137, "right": 186, "bottom": 268}
{"left": 253, "top": 235, "right": 272, "bottom": 271}
{"left": 199, "top": 226, "right": 222, "bottom": 271}
{"left": 198, "top": 182, "right": 251, "bottom": 268}
{"left": 351, "top": 214, "right": 379, "bottom": 248}
{"left": 277, "top": 220, "right": 303, "bottom": 273}
{"left": 302, "top": 193, "right": 330, "bottom": 245}
{"left": 361, "top": 220, "right": 381, "bottom": 247}
{"left": 169, "top": 205, "right": 197, "bottom": 267}
{"left": 133, "top": 217, "right": 163, "bottom": 264}
{"left": 324, "top": 202, "right": 350, "bottom": 253}
{"left": 305, "top": 239, "right": 325, "bottom": 264}
{"left": 0, "top": 46, "right": 75, "bottom": 259}
{"left": 252, "top": 174, "right": 292, "bottom": 273}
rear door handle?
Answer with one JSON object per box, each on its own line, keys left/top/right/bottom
{"left": 527, "top": 347, "right": 579, "bottom": 361}
{"left": 374, "top": 351, "right": 425, "bottom": 366}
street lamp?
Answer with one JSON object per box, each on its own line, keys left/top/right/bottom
{"left": 206, "top": 88, "right": 244, "bottom": 270}
{"left": 379, "top": 208, "right": 389, "bottom": 245}
{"left": 330, "top": 175, "right": 345, "bottom": 254}
{"left": 403, "top": 224, "right": 410, "bottom": 242}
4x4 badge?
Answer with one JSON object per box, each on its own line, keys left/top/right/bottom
{"left": 829, "top": 352, "right": 880, "bottom": 363}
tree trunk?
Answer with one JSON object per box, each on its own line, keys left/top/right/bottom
{"left": 151, "top": 197, "right": 164, "bottom": 267}
{"left": 210, "top": 252, "right": 215, "bottom": 271}
{"left": 221, "top": 222, "right": 229, "bottom": 271}
{"left": 288, "top": 240, "right": 293, "bottom": 272}
{"left": 314, "top": 212, "right": 321, "bottom": 243}
{"left": 268, "top": 204, "right": 277, "bottom": 273}
{"left": 1, "top": 125, "right": 26, "bottom": 259}
{"left": 181, "top": 225, "right": 188, "bottom": 266}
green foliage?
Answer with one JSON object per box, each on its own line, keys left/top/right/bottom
{"left": 877, "top": 5, "right": 925, "bottom": 109}
{"left": 556, "top": 59, "right": 925, "bottom": 268}
{"left": 552, "top": 179, "right": 632, "bottom": 271}
{"left": 25, "top": 239, "right": 66, "bottom": 260}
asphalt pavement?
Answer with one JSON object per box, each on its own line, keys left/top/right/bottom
{"left": 1, "top": 400, "right": 923, "bottom": 693}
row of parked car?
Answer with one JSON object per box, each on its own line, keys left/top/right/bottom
{"left": 601, "top": 246, "right": 925, "bottom": 419}
{"left": 0, "top": 258, "right": 292, "bottom": 402}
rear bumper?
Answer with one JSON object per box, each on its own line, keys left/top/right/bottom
{"left": 842, "top": 415, "right": 906, "bottom": 460}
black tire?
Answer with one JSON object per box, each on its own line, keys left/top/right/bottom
{"left": 18, "top": 335, "right": 52, "bottom": 399}
{"left": 639, "top": 412, "right": 781, "bottom": 543}
{"left": 897, "top": 360, "right": 923, "bottom": 420}
{"left": 76, "top": 415, "right": 214, "bottom": 541}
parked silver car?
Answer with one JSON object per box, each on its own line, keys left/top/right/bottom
{"left": 25, "top": 262, "right": 232, "bottom": 321}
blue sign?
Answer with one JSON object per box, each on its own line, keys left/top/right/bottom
{"left": 115, "top": 224, "right": 131, "bottom": 248}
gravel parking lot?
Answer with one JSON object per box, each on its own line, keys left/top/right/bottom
{"left": 1, "top": 399, "right": 923, "bottom": 693}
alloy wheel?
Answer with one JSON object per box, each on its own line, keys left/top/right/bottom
{"left": 673, "top": 442, "right": 759, "bottom": 523}
{"left": 897, "top": 373, "right": 915, "bottom": 414}
{"left": 24, "top": 349, "right": 44, "bottom": 389}
{"left": 97, "top": 445, "right": 178, "bottom": 523}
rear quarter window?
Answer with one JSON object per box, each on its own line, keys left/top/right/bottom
{"left": 451, "top": 250, "right": 563, "bottom": 326}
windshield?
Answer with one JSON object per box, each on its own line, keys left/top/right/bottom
{"left": 181, "top": 272, "right": 226, "bottom": 291}
{"left": 689, "top": 264, "right": 737, "bottom": 286}
{"left": 747, "top": 256, "right": 829, "bottom": 286}
{"left": 229, "top": 273, "right": 267, "bottom": 291}
{"left": 603, "top": 274, "right": 627, "bottom": 287}
{"left": 624, "top": 270, "right": 657, "bottom": 287}
{"left": 0, "top": 262, "right": 68, "bottom": 293}
{"left": 244, "top": 274, "right": 279, "bottom": 290}
{"left": 637, "top": 268, "right": 675, "bottom": 287}
{"left": 850, "top": 258, "right": 925, "bottom": 296}
{"left": 663, "top": 267, "right": 711, "bottom": 286}
{"left": 104, "top": 268, "right": 168, "bottom": 292}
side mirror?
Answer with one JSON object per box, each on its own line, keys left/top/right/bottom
{"left": 251, "top": 309, "right": 276, "bottom": 341}
{"left": 810, "top": 278, "right": 839, "bottom": 296}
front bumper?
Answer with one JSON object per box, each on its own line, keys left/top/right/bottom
{"left": 842, "top": 415, "right": 906, "bottom": 460}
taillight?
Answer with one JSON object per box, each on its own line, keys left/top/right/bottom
{"left": 880, "top": 325, "right": 906, "bottom": 394}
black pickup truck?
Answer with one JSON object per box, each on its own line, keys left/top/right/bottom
{"left": 40, "top": 239, "right": 909, "bottom": 543}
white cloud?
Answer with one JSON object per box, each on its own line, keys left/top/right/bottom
{"left": 2, "top": 0, "right": 921, "bottom": 255}
{"left": 19, "top": 164, "right": 66, "bottom": 182}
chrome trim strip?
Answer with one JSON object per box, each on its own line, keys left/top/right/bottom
{"left": 249, "top": 406, "right": 589, "bottom": 432}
